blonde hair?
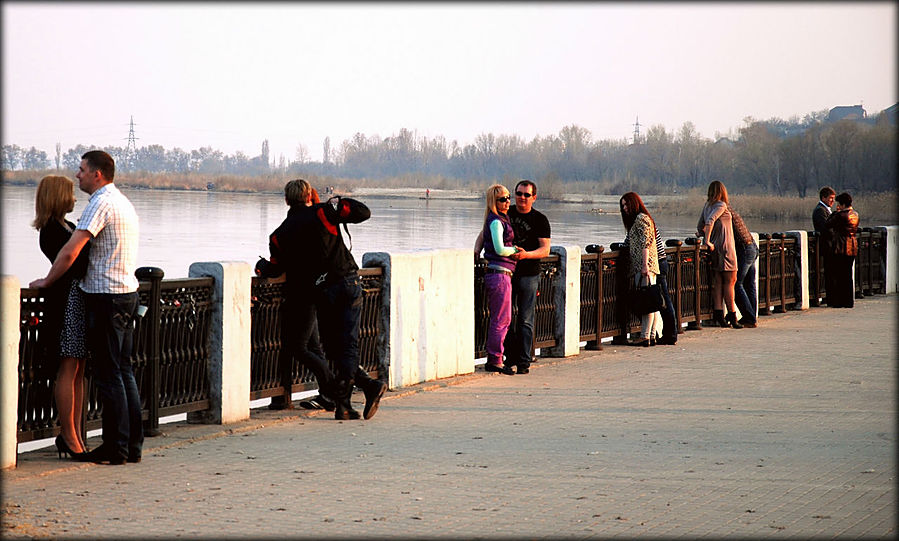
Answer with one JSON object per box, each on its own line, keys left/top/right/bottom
{"left": 706, "top": 180, "right": 729, "bottom": 204}
{"left": 483, "top": 184, "right": 510, "bottom": 225}
{"left": 284, "top": 178, "right": 312, "bottom": 206}
{"left": 33, "top": 175, "right": 75, "bottom": 230}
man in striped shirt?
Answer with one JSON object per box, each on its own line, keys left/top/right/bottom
{"left": 31, "top": 150, "right": 142, "bottom": 465}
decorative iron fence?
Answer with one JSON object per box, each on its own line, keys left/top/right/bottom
{"left": 17, "top": 268, "right": 213, "bottom": 443}
{"left": 474, "top": 257, "right": 559, "bottom": 359}
{"left": 249, "top": 267, "right": 385, "bottom": 403}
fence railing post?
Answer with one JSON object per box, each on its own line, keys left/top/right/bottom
{"left": 584, "top": 244, "right": 603, "bottom": 351}
{"left": 667, "top": 239, "right": 684, "bottom": 333}
{"left": 2, "top": 276, "right": 21, "bottom": 469}
{"left": 135, "top": 266, "right": 164, "bottom": 437}
{"left": 685, "top": 237, "right": 703, "bottom": 330}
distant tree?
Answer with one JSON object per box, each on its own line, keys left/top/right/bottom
{"left": 295, "top": 143, "right": 309, "bottom": 164}
{"left": 323, "top": 136, "right": 331, "bottom": 165}
{"left": 2, "top": 144, "right": 23, "bottom": 170}
{"left": 23, "top": 146, "right": 50, "bottom": 170}
{"left": 55, "top": 142, "right": 62, "bottom": 170}
{"left": 820, "top": 120, "right": 860, "bottom": 190}
{"left": 166, "top": 147, "right": 191, "bottom": 173}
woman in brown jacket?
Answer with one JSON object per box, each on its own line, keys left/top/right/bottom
{"left": 824, "top": 192, "right": 860, "bottom": 308}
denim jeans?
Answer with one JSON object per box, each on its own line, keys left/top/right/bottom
{"left": 657, "top": 258, "right": 677, "bottom": 339}
{"left": 484, "top": 272, "right": 512, "bottom": 366}
{"left": 84, "top": 291, "right": 142, "bottom": 458}
{"left": 313, "top": 274, "right": 363, "bottom": 394}
{"left": 734, "top": 242, "right": 759, "bottom": 323}
{"left": 503, "top": 273, "right": 540, "bottom": 369}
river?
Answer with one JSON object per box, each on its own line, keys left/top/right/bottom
{"left": 3, "top": 184, "right": 815, "bottom": 284}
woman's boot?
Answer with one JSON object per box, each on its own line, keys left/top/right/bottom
{"left": 712, "top": 309, "right": 728, "bottom": 327}
{"left": 725, "top": 311, "right": 744, "bottom": 329}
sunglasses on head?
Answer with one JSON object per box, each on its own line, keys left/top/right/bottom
{"left": 496, "top": 196, "right": 511, "bottom": 203}
{"left": 515, "top": 191, "right": 533, "bottom": 198}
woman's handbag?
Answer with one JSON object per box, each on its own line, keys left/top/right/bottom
{"left": 630, "top": 284, "right": 666, "bottom": 315}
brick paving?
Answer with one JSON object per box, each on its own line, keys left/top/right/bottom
{"left": 2, "top": 295, "right": 895, "bottom": 539}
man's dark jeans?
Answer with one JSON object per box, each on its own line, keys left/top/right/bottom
{"left": 504, "top": 273, "right": 540, "bottom": 369}
{"left": 735, "top": 242, "right": 759, "bottom": 323}
{"left": 274, "top": 298, "right": 334, "bottom": 405}
{"left": 84, "top": 291, "right": 142, "bottom": 459}
{"left": 657, "top": 258, "right": 677, "bottom": 339}
{"left": 314, "top": 274, "right": 363, "bottom": 396}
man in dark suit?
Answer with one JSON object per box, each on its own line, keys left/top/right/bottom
{"left": 812, "top": 186, "right": 836, "bottom": 305}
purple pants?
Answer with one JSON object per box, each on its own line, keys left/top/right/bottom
{"left": 485, "top": 272, "right": 512, "bottom": 365}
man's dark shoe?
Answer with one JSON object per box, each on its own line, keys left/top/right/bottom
{"left": 335, "top": 400, "right": 361, "bottom": 420}
{"left": 738, "top": 318, "right": 757, "bottom": 328}
{"left": 299, "top": 394, "right": 336, "bottom": 411}
{"left": 362, "top": 380, "right": 388, "bottom": 420}
{"left": 80, "top": 445, "right": 126, "bottom": 465}
{"left": 127, "top": 452, "right": 142, "bottom": 463}
{"left": 516, "top": 365, "right": 530, "bottom": 375}
{"left": 656, "top": 335, "right": 678, "bottom": 345}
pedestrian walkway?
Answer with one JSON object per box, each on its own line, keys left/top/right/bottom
{"left": 3, "top": 296, "right": 895, "bottom": 539}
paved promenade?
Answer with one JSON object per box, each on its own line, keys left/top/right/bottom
{"left": 3, "top": 295, "right": 895, "bottom": 539}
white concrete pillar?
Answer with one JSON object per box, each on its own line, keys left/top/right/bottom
{"left": 362, "top": 249, "right": 475, "bottom": 389}
{"left": 188, "top": 262, "right": 251, "bottom": 424}
{"left": 786, "top": 230, "right": 809, "bottom": 310}
{"left": 878, "top": 226, "right": 899, "bottom": 294}
{"left": 543, "top": 245, "right": 581, "bottom": 358}
{"left": 1, "top": 276, "right": 21, "bottom": 469}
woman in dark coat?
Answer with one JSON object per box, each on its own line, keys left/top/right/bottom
{"left": 824, "top": 192, "right": 860, "bottom": 308}
{"left": 33, "top": 175, "right": 90, "bottom": 457}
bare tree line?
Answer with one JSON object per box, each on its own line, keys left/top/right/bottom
{"left": 3, "top": 107, "right": 895, "bottom": 196}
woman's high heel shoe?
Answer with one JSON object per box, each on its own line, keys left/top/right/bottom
{"left": 55, "top": 435, "right": 85, "bottom": 460}
{"left": 726, "top": 312, "right": 744, "bottom": 329}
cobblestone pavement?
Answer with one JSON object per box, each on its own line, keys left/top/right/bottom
{"left": 3, "top": 296, "right": 895, "bottom": 539}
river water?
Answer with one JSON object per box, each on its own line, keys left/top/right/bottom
{"left": 3, "top": 184, "right": 815, "bottom": 284}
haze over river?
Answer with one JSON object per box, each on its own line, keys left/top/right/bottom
{"left": 3, "top": 185, "right": 814, "bottom": 284}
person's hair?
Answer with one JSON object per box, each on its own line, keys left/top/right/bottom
{"left": 819, "top": 186, "right": 836, "bottom": 200}
{"left": 32, "top": 175, "right": 75, "bottom": 230}
{"left": 483, "top": 183, "right": 510, "bottom": 225}
{"left": 706, "top": 180, "right": 729, "bottom": 204}
{"left": 835, "top": 192, "right": 852, "bottom": 207}
{"left": 619, "top": 191, "right": 654, "bottom": 232}
{"left": 515, "top": 179, "right": 537, "bottom": 196}
{"left": 284, "top": 178, "right": 312, "bottom": 206}
{"left": 81, "top": 150, "right": 115, "bottom": 181}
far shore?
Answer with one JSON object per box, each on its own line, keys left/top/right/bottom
{"left": 2, "top": 175, "right": 896, "bottom": 223}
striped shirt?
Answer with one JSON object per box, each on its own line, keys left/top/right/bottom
{"left": 77, "top": 183, "right": 140, "bottom": 294}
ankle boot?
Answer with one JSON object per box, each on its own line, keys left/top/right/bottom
{"left": 725, "top": 311, "right": 744, "bottom": 329}
{"left": 713, "top": 309, "right": 727, "bottom": 327}
{"left": 335, "top": 399, "right": 361, "bottom": 420}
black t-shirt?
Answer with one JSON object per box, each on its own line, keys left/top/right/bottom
{"left": 508, "top": 206, "right": 551, "bottom": 277}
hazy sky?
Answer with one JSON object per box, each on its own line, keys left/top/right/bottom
{"left": 2, "top": 2, "right": 896, "bottom": 164}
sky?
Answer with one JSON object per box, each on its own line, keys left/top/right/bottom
{"left": 2, "top": 2, "right": 896, "bottom": 164}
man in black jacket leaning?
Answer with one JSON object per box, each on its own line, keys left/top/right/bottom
{"left": 257, "top": 179, "right": 386, "bottom": 420}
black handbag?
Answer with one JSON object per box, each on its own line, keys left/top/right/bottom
{"left": 630, "top": 284, "right": 666, "bottom": 315}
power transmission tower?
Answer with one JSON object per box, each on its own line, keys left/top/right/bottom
{"left": 124, "top": 115, "right": 138, "bottom": 170}
{"left": 632, "top": 116, "right": 642, "bottom": 145}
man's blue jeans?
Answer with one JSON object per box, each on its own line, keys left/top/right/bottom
{"left": 735, "top": 242, "right": 759, "bottom": 323}
{"left": 503, "top": 273, "right": 540, "bottom": 369}
{"left": 84, "top": 291, "right": 142, "bottom": 459}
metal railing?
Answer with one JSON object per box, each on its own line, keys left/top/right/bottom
{"left": 474, "top": 257, "right": 560, "bottom": 359}
{"left": 249, "top": 267, "right": 385, "bottom": 403}
{"left": 17, "top": 268, "right": 212, "bottom": 443}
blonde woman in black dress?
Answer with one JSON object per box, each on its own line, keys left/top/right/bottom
{"left": 33, "top": 175, "right": 90, "bottom": 458}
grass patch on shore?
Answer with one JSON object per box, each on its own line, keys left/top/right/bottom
{"left": 4, "top": 170, "right": 896, "bottom": 223}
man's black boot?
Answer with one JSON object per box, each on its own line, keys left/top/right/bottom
{"left": 362, "top": 379, "right": 388, "bottom": 420}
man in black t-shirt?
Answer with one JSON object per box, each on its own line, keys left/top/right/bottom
{"left": 505, "top": 180, "right": 551, "bottom": 374}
